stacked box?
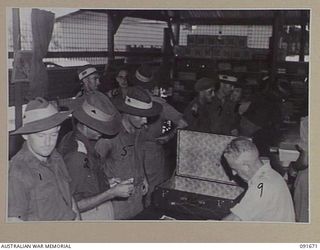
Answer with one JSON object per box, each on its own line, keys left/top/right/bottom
{"left": 187, "top": 35, "right": 248, "bottom": 48}
{"left": 188, "top": 46, "right": 212, "bottom": 59}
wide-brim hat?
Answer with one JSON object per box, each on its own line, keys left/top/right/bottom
{"left": 77, "top": 64, "right": 99, "bottom": 81}
{"left": 73, "top": 91, "right": 121, "bottom": 135}
{"left": 218, "top": 72, "right": 238, "bottom": 86}
{"left": 11, "top": 97, "right": 72, "bottom": 135}
{"left": 194, "top": 77, "right": 218, "bottom": 92}
{"left": 131, "top": 64, "right": 155, "bottom": 90}
{"left": 113, "top": 86, "right": 162, "bottom": 117}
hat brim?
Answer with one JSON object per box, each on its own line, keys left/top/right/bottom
{"left": 73, "top": 105, "right": 121, "bottom": 136}
{"left": 11, "top": 111, "right": 72, "bottom": 135}
{"left": 63, "top": 97, "right": 84, "bottom": 111}
{"left": 220, "top": 79, "right": 238, "bottom": 86}
{"left": 195, "top": 82, "right": 218, "bottom": 92}
{"left": 113, "top": 98, "right": 162, "bottom": 117}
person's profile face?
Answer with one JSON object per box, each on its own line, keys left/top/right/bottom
{"left": 25, "top": 126, "right": 60, "bottom": 159}
{"left": 128, "top": 114, "right": 147, "bottom": 129}
{"left": 85, "top": 125, "right": 102, "bottom": 140}
{"left": 224, "top": 154, "right": 249, "bottom": 182}
{"left": 116, "top": 70, "right": 128, "bottom": 88}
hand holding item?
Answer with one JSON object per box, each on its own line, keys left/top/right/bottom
{"left": 112, "top": 180, "right": 135, "bottom": 198}
{"left": 109, "top": 177, "right": 122, "bottom": 188}
{"left": 142, "top": 178, "right": 149, "bottom": 196}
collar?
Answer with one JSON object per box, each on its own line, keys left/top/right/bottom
{"left": 74, "top": 129, "right": 97, "bottom": 155}
{"left": 248, "top": 163, "right": 271, "bottom": 186}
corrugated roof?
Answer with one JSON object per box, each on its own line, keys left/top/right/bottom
{"left": 56, "top": 9, "right": 309, "bottom": 25}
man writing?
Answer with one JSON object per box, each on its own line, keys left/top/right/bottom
{"left": 58, "top": 91, "right": 134, "bottom": 220}
{"left": 222, "top": 137, "right": 295, "bottom": 222}
{"left": 8, "top": 97, "right": 78, "bottom": 221}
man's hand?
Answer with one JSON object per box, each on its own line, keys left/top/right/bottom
{"left": 111, "top": 178, "right": 134, "bottom": 198}
{"left": 72, "top": 197, "right": 81, "bottom": 221}
{"left": 109, "top": 177, "right": 121, "bottom": 188}
{"left": 290, "top": 145, "right": 308, "bottom": 171}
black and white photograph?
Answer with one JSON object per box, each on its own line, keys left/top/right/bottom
{"left": 7, "top": 7, "right": 310, "bottom": 225}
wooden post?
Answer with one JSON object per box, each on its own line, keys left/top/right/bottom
{"left": 299, "top": 11, "right": 308, "bottom": 62}
{"left": 12, "top": 8, "right": 23, "bottom": 131}
{"left": 172, "top": 22, "right": 180, "bottom": 46}
{"left": 107, "top": 11, "right": 115, "bottom": 61}
{"left": 269, "top": 11, "right": 282, "bottom": 88}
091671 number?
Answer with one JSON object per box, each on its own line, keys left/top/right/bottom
{"left": 300, "top": 244, "right": 318, "bottom": 248}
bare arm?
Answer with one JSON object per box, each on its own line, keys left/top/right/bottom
{"left": 72, "top": 197, "right": 81, "bottom": 220}
{"left": 77, "top": 180, "right": 134, "bottom": 213}
{"left": 77, "top": 189, "right": 117, "bottom": 212}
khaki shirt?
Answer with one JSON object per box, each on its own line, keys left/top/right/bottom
{"left": 8, "top": 143, "right": 75, "bottom": 221}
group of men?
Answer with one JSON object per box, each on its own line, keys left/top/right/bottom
{"left": 184, "top": 74, "right": 240, "bottom": 136}
{"left": 8, "top": 64, "right": 187, "bottom": 221}
{"left": 8, "top": 63, "right": 302, "bottom": 222}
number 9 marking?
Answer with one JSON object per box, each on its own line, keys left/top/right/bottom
{"left": 257, "top": 183, "right": 263, "bottom": 197}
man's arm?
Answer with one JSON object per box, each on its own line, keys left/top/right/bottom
{"left": 72, "top": 197, "right": 81, "bottom": 220}
{"left": 7, "top": 173, "right": 29, "bottom": 221}
{"left": 156, "top": 118, "right": 188, "bottom": 144}
{"left": 77, "top": 180, "right": 134, "bottom": 213}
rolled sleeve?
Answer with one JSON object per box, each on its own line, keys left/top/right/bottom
{"left": 230, "top": 181, "right": 272, "bottom": 221}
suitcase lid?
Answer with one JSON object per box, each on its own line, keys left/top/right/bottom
{"left": 176, "top": 130, "right": 237, "bottom": 184}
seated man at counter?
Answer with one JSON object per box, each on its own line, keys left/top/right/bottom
{"left": 222, "top": 137, "right": 295, "bottom": 222}
{"left": 58, "top": 91, "right": 135, "bottom": 220}
{"left": 8, "top": 97, "right": 78, "bottom": 221}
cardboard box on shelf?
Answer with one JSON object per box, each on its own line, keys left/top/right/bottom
{"left": 187, "top": 35, "right": 248, "bottom": 48}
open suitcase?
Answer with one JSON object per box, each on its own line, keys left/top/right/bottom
{"left": 153, "top": 130, "right": 246, "bottom": 220}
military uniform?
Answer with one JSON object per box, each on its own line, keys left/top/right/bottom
{"left": 8, "top": 143, "right": 75, "bottom": 221}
